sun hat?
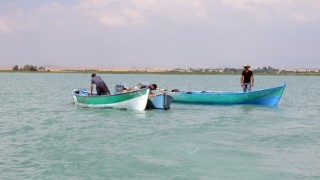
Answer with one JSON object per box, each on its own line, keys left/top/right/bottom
{"left": 243, "top": 64, "right": 251, "bottom": 68}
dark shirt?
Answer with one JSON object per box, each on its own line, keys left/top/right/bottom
{"left": 91, "top": 76, "right": 104, "bottom": 85}
{"left": 242, "top": 70, "right": 253, "bottom": 83}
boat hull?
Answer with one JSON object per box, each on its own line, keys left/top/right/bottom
{"left": 146, "top": 93, "right": 173, "bottom": 109}
{"left": 72, "top": 88, "right": 150, "bottom": 111}
{"left": 167, "top": 83, "right": 286, "bottom": 106}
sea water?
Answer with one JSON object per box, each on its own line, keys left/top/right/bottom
{"left": 0, "top": 73, "right": 319, "bottom": 180}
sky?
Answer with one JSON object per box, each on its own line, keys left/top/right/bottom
{"left": 0, "top": 0, "right": 319, "bottom": 69}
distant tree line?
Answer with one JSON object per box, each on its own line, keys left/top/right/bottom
{"left": 223, "top": 66, "right": 278, "bottom": 73}
{"left": 254, "top": 66, "right": 278, "bottom": 73}
{"left": 12, "top": 65, "right": 50, "bottom": 72}
{"left": 172, "top": 66, "right": 280, "bottom": 74}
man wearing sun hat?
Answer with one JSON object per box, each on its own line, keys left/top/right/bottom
{"left": 240, "top": 64, "right": 254, "bottom": 92}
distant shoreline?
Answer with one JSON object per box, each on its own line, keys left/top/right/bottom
{"left": 1, "top": 69, "right": 319, "bottom": 76}
{"left": 1, "top": 65, "right": 319, "bottom": 76}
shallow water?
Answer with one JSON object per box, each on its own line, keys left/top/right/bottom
{"left": 0, "top": 73, "right": 319, "bottom": 179}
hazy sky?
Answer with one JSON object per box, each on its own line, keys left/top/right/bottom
{"left": 0, "top": 0, "right": 319, "bottom": 69}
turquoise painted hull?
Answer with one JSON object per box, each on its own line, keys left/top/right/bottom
{"left": 167, "top": 83, "right": 286, "bottom": 106}
{"left": 146, "top": 93, "right": 173, "bottom": 110}
{"left": 72, "top": 88, "right": 150, "bottom": 111}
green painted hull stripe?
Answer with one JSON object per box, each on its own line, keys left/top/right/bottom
{"left": 75, "top": 89, "right": 148, "bottom": 105}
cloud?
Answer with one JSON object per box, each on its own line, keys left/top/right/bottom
{"left": 221, "top": 0, "right": 279, "bottom": 9}
{"left": 1, "top": 0, "right": 320, "bottom": 34}
{"left": 74, "top": 0, "right": 210, "bottom": 27}
{"left": 37, "top": 1, "right": 65, "bottom": 15}
{"left": 0, "top": 11, "right": 27, "bottom": 34}
{"left": 36, "top": 2, "right": 71, "bottom": 30}
{"left": 73, "top": 0, "right": 320, "bottom": 29}
{"left": 132, "top": 0, "right": 210, "bottom": 24}
{"left": 74, "top": 0, "right": 145, "bottom": 27}
{"left": 0, "top": 1, "right": 72, "bottom": 33}
{"left": 220, "top": 0, "right": 320, "bottom": 23}
{"left": 0, "top": 17, "right": 11, "bottom": 33}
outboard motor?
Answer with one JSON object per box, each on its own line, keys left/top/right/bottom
{"left": 115, "top": 84, "right": 125, "bottom": 94}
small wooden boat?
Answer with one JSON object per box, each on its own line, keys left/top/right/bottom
{"left": 167, "top": 83, "right": 286, "bottom": 106}
{"left": 146, "top": 91, "right": 173, "bottom": 110}
{"left": 114, "top": 84, "right": 173, "bottom": 110}
{"left": 72, "top": 88, "right": 150, "bottom": 111}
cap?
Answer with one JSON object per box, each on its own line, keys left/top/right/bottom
{"left": 243, "top": 64, "right": 251, "bottom": 68}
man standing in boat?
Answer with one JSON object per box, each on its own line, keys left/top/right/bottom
{"left": 90, "top": 73, "right": 111, "bottom": 95}
{"left": 241, "top": 64, "right": 254, "bottom": 92}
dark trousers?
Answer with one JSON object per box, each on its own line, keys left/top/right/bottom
{"left": 96, "top": 82, "right": 110, "bottom": 95}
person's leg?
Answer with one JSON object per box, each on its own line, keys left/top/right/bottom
{"left": 243, "top": 84, "right": 247, "bottom": 92}
{"left": 99, "top": 82, "right": 110, "bottom": 95}
{"left": 247, "top": 83, "right": 251, "bottom": 92}
{"left": 96, "top": 86, "right": 102, "bottom": 95}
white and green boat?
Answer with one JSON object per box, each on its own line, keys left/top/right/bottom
{"left": 72, "top": 88, "right": 150, "bottom": 111}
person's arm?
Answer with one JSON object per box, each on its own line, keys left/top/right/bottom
{"left": 240, "top": 75, "right": 244, "bottom": 87}
{"left": 251, "top": 74, "right": 254, "bottom": 87}
{"left": 90, "top": 83, "right": 93, "bottom": 94}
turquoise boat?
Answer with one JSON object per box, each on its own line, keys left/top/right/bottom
{"left": 72, "top": 88, "right": 150, "bottom": 111}
{"left": 146, "top": 92, "right": 173, "bottom": 110}
{"left": 167, "top": 83, "right": 286, "bottom": 106}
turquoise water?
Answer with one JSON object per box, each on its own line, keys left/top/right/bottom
{"left": 1, "top": 73, "right": 319, "bottom": 180}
